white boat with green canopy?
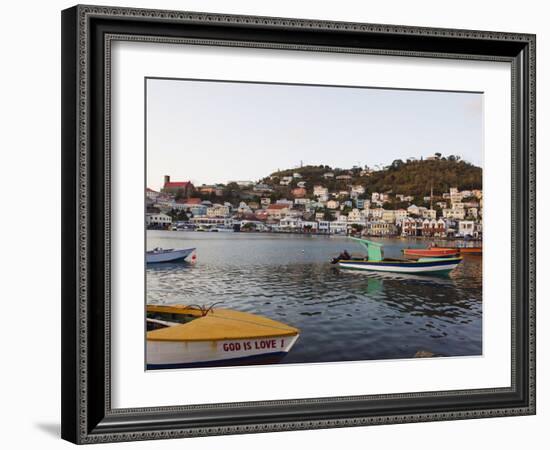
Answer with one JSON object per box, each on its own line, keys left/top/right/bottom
{"left": 332, "top": 237, "right": 462, "bottom": 274}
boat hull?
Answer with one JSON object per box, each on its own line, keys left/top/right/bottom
{"left": 146, "top": 247, "right": 195, "bottom": 264}
{"left": 147, "top": 335, "right": 299, "bottom": 369}
{"left": 338, "top": 257, "right": 462, "bottom": 274}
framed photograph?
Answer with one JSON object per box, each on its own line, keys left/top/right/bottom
{"left": 61, "top": 5, "right": 536, "bottom": 444}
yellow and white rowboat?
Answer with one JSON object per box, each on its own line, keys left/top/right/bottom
{"left": 146, "top": 304, "right": 300, "bottom": 369}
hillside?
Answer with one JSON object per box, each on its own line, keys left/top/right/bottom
{"left": 364, "top": 159, "right": 482, "bottom": 196}
{"left": 263, "top": 157, "right": 481, "bottom": 198}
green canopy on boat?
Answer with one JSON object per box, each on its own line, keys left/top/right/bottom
{"left": 349, "top": 237, "right": 384, "bottom": 261}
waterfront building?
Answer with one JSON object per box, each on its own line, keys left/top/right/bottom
{"left": 323, "top": 172, "right": 335, "bottom": 179}
{"left": 330, "top": 221, "right": 349, "bottom": 235}
{"left": 279, "top": 217, "right": 300, "bottom": 231}
{"left": 422, "top": 219, "right": 446, "bottom": 237}
{"left": 401, "top": 217, "right": 421, "bottom": 237}
{"left": 301, "top": 221, "right": 318, "bottom": 231}
{"left": 239, "top": 220, "right": 268, "bottom": 231}
{"left": 367, "top": 220, "right": 397, "bottom": 237}
{"left": 146, "top": 213, "right": 172, "bottom": 227}
{"left": 260, "top": 197, "right": 271, "bottom": 207}
{"left": 317, "top": 220, "right": 331, "bottom": 233}
{"left": 191, "top": 216, "right": 234, "bottom": 228}
{"left": 265, "top": 204, "right": 289, "bottom": 219}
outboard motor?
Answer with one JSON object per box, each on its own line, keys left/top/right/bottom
{"left": 331, "top": 250, "right": 351, "bottom": 264}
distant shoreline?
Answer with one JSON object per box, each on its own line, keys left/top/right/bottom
{"left": 147, "top": 228, "right": 482, "bottom": 243}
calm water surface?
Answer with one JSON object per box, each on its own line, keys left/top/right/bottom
{"left": 147, "top": 231, "right": 482, "bottom": 364}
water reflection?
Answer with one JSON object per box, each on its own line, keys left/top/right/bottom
{"left": 146, "top": 232, "right": 482, "bottom": 363}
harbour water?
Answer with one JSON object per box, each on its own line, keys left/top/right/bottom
{"left": 146, "top": 231, "right": 482, "bottom": 364}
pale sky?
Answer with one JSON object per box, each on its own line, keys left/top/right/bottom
{"left": 146, "top": 78, "right": 483, "bottom": 191}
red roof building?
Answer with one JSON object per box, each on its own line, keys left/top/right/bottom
{"left": 162, "top": 175, "right": 194, "bottom": 196}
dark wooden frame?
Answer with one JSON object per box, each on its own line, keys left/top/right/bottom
{"left": 61, "top": 4, "right": 536, "bottom": 444}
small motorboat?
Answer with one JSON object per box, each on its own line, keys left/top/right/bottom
{"left": 332, "top": 237, "right": 462, "bottom": 275}
{"left": 403, "top": 247, "right": 459, "bottom": 258}
{"left": 146, "top": 304, "right": 300, "bottom": 369}
{"left": 146, "top": 247, "right": 196, "bottom": 264}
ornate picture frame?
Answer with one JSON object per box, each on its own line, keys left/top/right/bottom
{"left": 61, "top": 5, "right": 535, "bottom": 444}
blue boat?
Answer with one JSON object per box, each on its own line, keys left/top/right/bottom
{"left": 332, "top": 238, "right": 462, "bottom": 275}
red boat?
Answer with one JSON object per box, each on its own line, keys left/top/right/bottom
{"left": 454, "top": 247, "right": 482, "bottom": 255}
{"left": 403, "top": 247, "right": 460, "bottom": 258}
